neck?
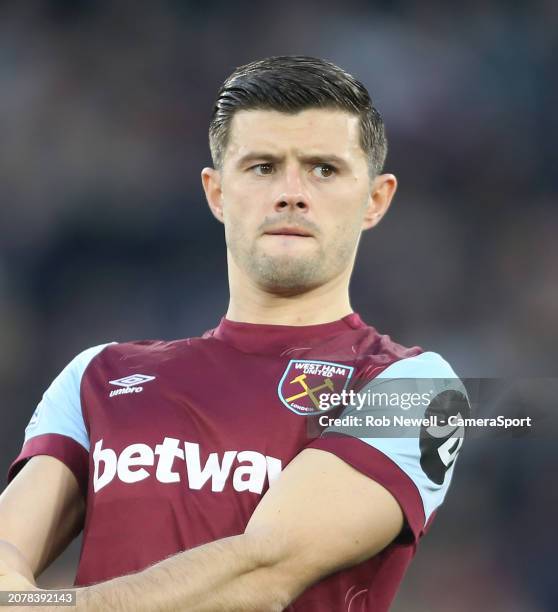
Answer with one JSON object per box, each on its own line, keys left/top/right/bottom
{"left": 225, "top": 258, "right": 354, "bottom": 326}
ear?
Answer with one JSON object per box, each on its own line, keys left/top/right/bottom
{"left": 362, "top": 173, "right": 398, "bottom": 231}
{"left": 201, "top": 167, "right": 224, "bottom": 224}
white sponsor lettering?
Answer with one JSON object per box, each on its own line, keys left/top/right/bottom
{"left": 93, "top": 437, "right": 283, "bottom": 494}
{"left": 117, "top": 443, "right": 154, "bottom": 483}
{"left": 155, "top": 437, "right": 185, "bottom": 483}
{"left": 184, "top": 442, "right": 237, "bottom": 492}
{"left": 109, "top": 386, "right": 144, "bottom": 398}
{"left": 233, "top": 450, "right": 268, "bottom": 493}
{"left": 93, "top": 442, "right": 117, "bottom": 491}
{"left": 265, "top": 456, "right": 282, "bottom": 484}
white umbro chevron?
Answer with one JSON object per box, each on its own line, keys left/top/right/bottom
{"left": 108, "top": 374, "right": 156, "bottom": 398}
{"left": 109, "top": 374, "right": 156, "bottom": 387}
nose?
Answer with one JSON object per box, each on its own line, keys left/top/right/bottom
{"left": 273, "top": 166, "right": 309, "bottom": 213}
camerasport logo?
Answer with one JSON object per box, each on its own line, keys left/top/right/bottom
{"left": 108, "top": 374, "right": 156, "bottom": 398}
{"left": 277, "top": 359, "right": 354, "bottom": 416}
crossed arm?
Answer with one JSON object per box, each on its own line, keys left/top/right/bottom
{"left": 0, "top": 448, "right": 404, "bottom": 611}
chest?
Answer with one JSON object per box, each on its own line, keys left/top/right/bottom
{"left": 82, "top": 351, "right": 346, "bottom": 501}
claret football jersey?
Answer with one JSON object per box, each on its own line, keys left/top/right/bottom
{"left": 8, "top": 312, "right": 469, "bottom": 611}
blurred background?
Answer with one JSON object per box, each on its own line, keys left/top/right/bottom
{"left": 0, "top": 1, "right": 556, "bottom": 610}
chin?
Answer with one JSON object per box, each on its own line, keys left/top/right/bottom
{"left": 254, "top": 263, "right": 323, "bottom": 295}
{"left": 258, "top": 278, "right": 315, "bottom": 296}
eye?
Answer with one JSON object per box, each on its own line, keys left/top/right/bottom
{"left": 312, "top": 164, "right": 336, "bottom": 178}
{"left": 252, "top": 163, "right": 274, "bottom": 176}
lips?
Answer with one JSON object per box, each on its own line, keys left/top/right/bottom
{"left": 264, "top": 227, "right": 313, "bottom": 237}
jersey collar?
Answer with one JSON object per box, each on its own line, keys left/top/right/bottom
{"left": 207, "top": 312, "right": 366, "bottom": 355}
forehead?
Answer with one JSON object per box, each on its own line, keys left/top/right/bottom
{"left": 225, "top": 108, "right": 364, "bottom": 160}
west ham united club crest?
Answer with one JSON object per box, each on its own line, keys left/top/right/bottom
{"left": 278, "top": 359, "right": 354, "bottom": 416}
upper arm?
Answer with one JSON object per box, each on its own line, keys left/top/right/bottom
{"left": 309, "top": 351, "right": 470, "bottom": 539}
{"left": 7, "top": 343, "right": 114, "bottom": 492}
{"left": 244, "top": 447, "right": 404, "bottom": 594}
{"left": 2, "top": 342, "right": 114, "bottom": 577}
{"left": 0, "top": 455, "right": 85, "bottom": 577}
{"left": 245, "top": 352, "right": 469, "bottom": 597}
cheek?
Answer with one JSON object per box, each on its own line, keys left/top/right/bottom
{"left": 222, "top": 199, "right": 256, "bottom": 244}
{"left": 223, "top": 182, "right": 269, "bottom": 229}
{"left": 323, "top": 192, "right": 367, "bottom": 235}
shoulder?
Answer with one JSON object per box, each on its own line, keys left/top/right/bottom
{"left": 83, "top": 337, "right": 195, "bottom": 364}
{"left": 352, "top": 332, "right": 470, "bottom": 436}
{"left": 361, "top": 347, "right": 468, "bottom": 405}
{"left": 376, "top": 350, "right": 460, "bottom": 380}
{"left": 49, "top": 334, "right": 214, "bottom": 389}
{"left": 356, "top": 323, "right": 460, "bottom": 382}
{"left": 351, "top": 322, "right": 423, "bottom": 366}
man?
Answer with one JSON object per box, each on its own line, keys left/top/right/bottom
{"left": 0, "top": 56, "right": 469, "bottom": 610}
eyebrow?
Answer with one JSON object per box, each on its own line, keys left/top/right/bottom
{"left": 236, "top": 152, "right": 350, "bottom": 170}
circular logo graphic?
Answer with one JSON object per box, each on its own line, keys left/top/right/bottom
{"left": 419, "top": 390, "right": 469, "bottom": 484}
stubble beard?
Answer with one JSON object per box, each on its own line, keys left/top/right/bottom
{"left": 229, "top": 232, "right": 356, "bottom": 296}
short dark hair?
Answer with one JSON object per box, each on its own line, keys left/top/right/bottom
{"left": 209, "top": 56, "right": 387, "bottom": 177}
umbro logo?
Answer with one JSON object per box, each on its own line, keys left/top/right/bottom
{"left": 108, "top": 374, "right": 156, "bottom": 398}
{"left": 110, "top": 374, "right": 156, "bottom": 387}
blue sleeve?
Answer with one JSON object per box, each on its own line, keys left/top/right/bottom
{"left": 310, "top": 351, "right": 470, "bottom": 538}
{"left": 7, "top": 343, "right": 115, "bottom": 491}
{"left": 23, "top": 343, "right": 114, "bottom": 450}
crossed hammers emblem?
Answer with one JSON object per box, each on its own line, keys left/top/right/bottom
{"left": 285, "top": 374, "right": 335, "bottom": 408}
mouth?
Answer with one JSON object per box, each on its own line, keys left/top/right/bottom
{"left": 263, "top": 226, "right": 313, "bottom": 238}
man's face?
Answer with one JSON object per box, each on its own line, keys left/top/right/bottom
{"left": 209, "top": 108, "right": 379, "bottom": 294}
